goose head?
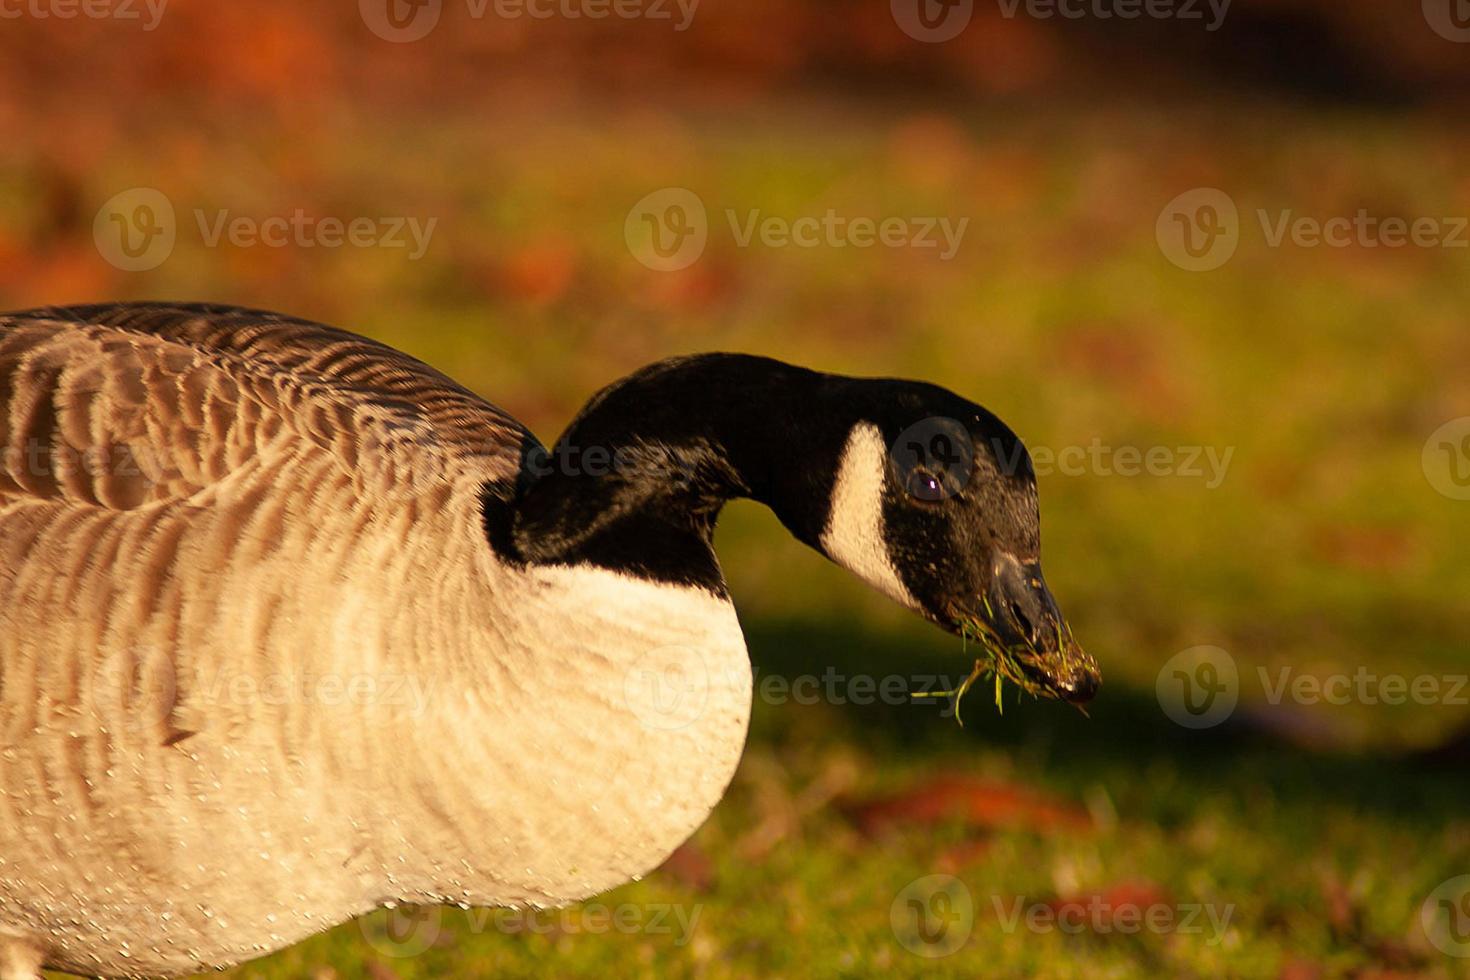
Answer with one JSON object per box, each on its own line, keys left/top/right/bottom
{"left": 814, "top": 409, "right": 1098, "bottom": 705}
{"left": 507, "top": 353, "right": 1099, "bottom": 706}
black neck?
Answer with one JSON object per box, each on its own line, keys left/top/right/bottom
{"left": 497, "top": 354, "right": 851, "bottom": 593}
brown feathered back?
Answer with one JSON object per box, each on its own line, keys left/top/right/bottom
{"left": 0, "top": 303, "right": 528, "bottom": 512}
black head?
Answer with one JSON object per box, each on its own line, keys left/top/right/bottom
{"left": 503, "top": 354, "right": 1098, "bottom": 705}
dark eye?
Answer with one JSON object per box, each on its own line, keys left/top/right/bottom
{"left": 906, "top": 470, "right": 946, "bottom": 501}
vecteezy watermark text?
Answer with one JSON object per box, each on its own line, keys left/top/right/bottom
{"left": 891, "top": 0, "right": 1228, "bottom": 43}
{"left": 626, "top": 652, "right": 985, "bottom": 732}
{"left": 725, "top": 209, "right": 968, "bottom": 260}
{"left": 94, "top": 187, "right": 438, "bottom": 272}
{"left": 995, "top": 0, "right": 1229, "bottom": 30}
{"left": 192, "top": 667, "right": 430, "bottom": 714}
{"left": 0, "top": 0, "right": 167, "bottom": 29}
{"left": 752, "top": 666, "right": 978, "bottom": 712}
{"left": 625, "top": 188, "right": 969, "bottom": 271}
{"left": 889, "top": 417, "right": 1235, "bottom": 498}
{"left": 1258, "top": 666, "right": 1468, "bottom": 708}
{"left": 194, "top": 209, "right": 436, "bottom": 259}
{"left": 991, "top": 894, "right": 1234, "bottom": 944}
{"left": 889, "top": 873, "right": 1233, "bottom": 959}
{"left": 1018, "top": 440, "right": 1233, "bottom": 489}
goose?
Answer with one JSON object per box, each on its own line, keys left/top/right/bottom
{"left": 0, "top": 302, "right": 1098, "bottom": 980}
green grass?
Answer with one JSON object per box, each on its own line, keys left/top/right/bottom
{"left": 203, "top": 618, "right": 1470, "bottom": 979}
{"left": 18, "top": 97, "right": 1470, "bottom": 977}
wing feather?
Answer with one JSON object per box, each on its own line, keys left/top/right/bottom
{"left": 0, "top": 302, "right": 530, "bottom": 512}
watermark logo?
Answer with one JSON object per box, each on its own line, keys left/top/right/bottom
{"left": 625, "top": 187, "right": 708, "bottom": 272}
{"left": 1423, "top": 876, "right": 1470, "bottom": 957}
{"left": 727, "top": 210, "right": 967, "bottom": 259}
{"left": 1424, "top": 0, "right": 1470, "bottom": 42}
{"left": 94, "top": 187, "right": 176, "bottom": 272}
{"left": 890, "top": 417, "right": 975, "bottom": 501}
{"left": 1156, "top": 645, "right": 1238, "bottom": 729}
{"left": 87, "top": 643, "right": 181, "bottom": 740}
{"left": 1157, "top": 188, "right": 1239, "bottom": 272}
{"left": 623, "top": 644, "right": 709, "bottom": 730}
{"left": 360, "top": 0, "right": 442, "bottom": 42}
{"left": 1258, "top": 666, "right": 1467, "bottom": 708}
{"left": 1006, "top": 439, "right": 1234, "bottom": 488}
{"left": 891, "top": 0, "right": 973, "bottom": 42}
{"left": 1257, "top": 210, "right": 1468, "bottom": 250}
{"left": 364, "top": 904, "right": 443, "bottom": 958}
{"left": 1423, "top": 417, "right": 1470, "bottom": 501}
{"left": 891, "top": 874, "right": 974, "bottom": 957}
{"left": 193, "top": 667, "right": 430, "bottom": 715}
{"left": 752, "top": 666, "right": 972, "bottom": 713}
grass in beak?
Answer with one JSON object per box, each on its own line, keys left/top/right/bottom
{"left": 911, "top": 657, "right": 987, "bottom": 727}
{"left": 910, "top": 609, "right": 1050, "bottom": 726}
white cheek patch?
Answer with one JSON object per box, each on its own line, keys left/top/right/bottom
{"left": 820, "top": 423, "right": 920, "bottom": 611}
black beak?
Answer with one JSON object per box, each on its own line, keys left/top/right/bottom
{"left": 961, "top": 554, "right": 1100, "bottom": 704}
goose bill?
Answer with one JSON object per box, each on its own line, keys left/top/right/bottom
{"left": 952, "top": 554, "right": 1100, "bottom": 704}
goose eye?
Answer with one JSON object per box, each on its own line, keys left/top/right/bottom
{"left": 907, "top": 470, "right": 946, "bottom": 501}
{"left": 890, "top": 417, "right": 975, "bottom": 504}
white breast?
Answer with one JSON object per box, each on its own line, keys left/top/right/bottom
{"left": 425, "top": 562, "right": 754, "bottom": 908}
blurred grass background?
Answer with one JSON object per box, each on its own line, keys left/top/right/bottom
{"left": 5, "top": 1, "right": 1470, "bottom": 976}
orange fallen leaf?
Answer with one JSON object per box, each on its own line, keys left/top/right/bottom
{"left": 842, "top": 775, "right": 1092, "bottom": 837}
{"left": 1277, "top": 957, "right": 1324, "bottom": 980}
{"left": 1045, "top": 880, "right": 1173, "bottom": 930}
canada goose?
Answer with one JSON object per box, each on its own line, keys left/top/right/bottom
{"left": 0, "top": 302, "right": 1097, "bottom": 979}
